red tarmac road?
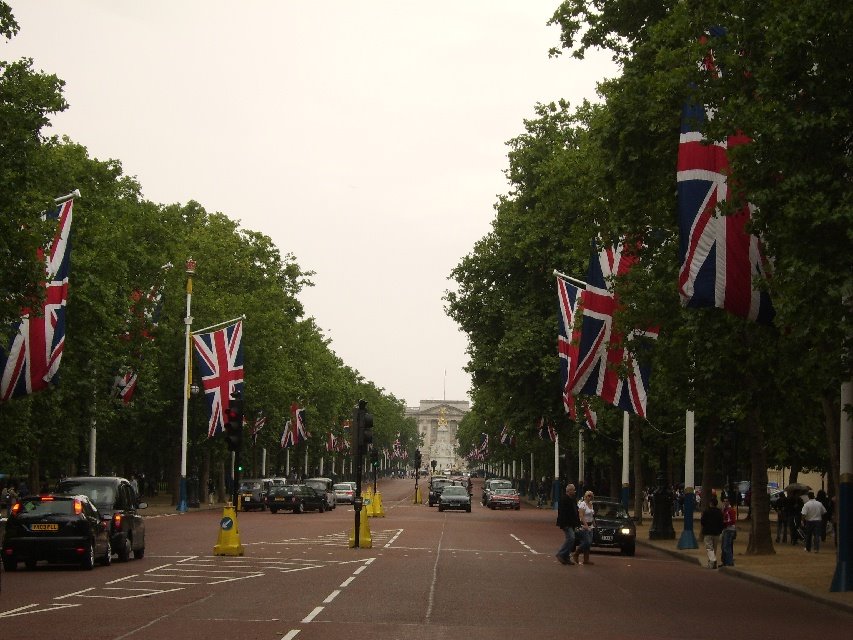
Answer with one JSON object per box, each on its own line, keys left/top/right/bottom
{"left": 1, "top": 477, "right": 851, "bottom": 640}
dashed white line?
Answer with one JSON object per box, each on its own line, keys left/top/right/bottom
{"left": 510, "top": 534, "right": 538, "bottom": 554}
{"left": 301, "top": 606, "right": 324, "bottom": 623}
{"left": 323, "top": 590, "right": 340, "bottom": 603}
{"left": 280, "top": 630, "right": 301, "bottom": 640}
{"left": 339, "top": 576, "right": 355, "bottom": 587}
{"left": 383, "top": 528, "right": 404, "bottom": 548}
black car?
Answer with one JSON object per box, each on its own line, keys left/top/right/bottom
{"left": 238, "top": 478, "right": 272, "bottom": 511}
{"left": 575, "top": 498, "right": 636, "bottom": 556}
{"left": 57, "top": 476, "right": 147, "bottom": 561}
{"left": 428, "top": 477, "right": 456, "bottom": 507}
{"left": 438, "top": 486, "right": 471, "bottom": 512}
{"left": 266, "top": 485, "right": 326, "bottom": 513}
{"left": 2, "top": 494, "right": 112, "bottom": 570}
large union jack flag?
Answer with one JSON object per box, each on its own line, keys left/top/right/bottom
{"left": 677, "top": 37, "right": 774, "bottom": 323}
{"left": 1, "top": 199, "right": 74, "bottom": 401}
{"left": 557, "top": 276, "right": 582, "bottom": 418}
{"left": 280, "top": 402, "right": 309, "bottom": 448}
{"left": 570, "top": 245, "right": 658, "bottom": 418}
{"left": 192, "top": 320, "right": 244, "bottom": 437}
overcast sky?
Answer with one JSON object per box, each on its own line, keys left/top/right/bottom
{"left": 4, "top": 1, "right": 616, "bottom": 407}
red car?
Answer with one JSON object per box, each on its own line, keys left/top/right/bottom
{"left": 487, "top": 488, "right": 520, "bottom": 510}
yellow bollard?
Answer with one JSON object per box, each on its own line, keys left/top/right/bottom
{"left": 372, "top": 491, "right": 385, "bottom": 517}
{"left": 348, "top": 513, "right": 373, "bottom": 548}
{"left": 413, "top": 486, "right": 422, "bottom": 504}
{"left": 213, "top": 503, "right": 245, "bottom": 556}
{"left": 365, "top": 491, "right": 376, "bottom": 517}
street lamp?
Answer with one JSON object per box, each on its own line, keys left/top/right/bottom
{"left": 177, "top": 258, "right": 196, "bottom": 513}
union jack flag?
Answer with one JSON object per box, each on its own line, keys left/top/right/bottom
{"left": 113, "top": 370, "right": 138, "bottom": 404}
{"left": 499, "top": 424, "right": 516, "bottom": 447}
{"left": 677, "top": 37, "right": 774, "bottom": 323}
{"left": 280, "top": 402, "right": 309, "bottom": 448}
{"left": 537, "top": 418, "right": 557, "bottom": 442}
{"left": 192, "top": 320, "right": 244, "bottom": 437}
{"left": 1, "top": 199, "right": 74, "bottom": 401}
{"left": 571, "top": 245, "right": 658, "bottom": 418}
{"left": 326, "top": 431, "right": 338, "bottom": 452}
{"left": 557, "top": 276, "right": 582, "bottom": 418}
{"left": 581, "top": 400, "right": 597, "bottom": 431}
{"left": 251, "top": 411, "right": 267, "bottom": 445}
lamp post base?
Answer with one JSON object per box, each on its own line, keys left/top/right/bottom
{"left": 177, "top": 476, "right": 188, "bottom": 513}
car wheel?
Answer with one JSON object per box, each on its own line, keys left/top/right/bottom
{"left": 295, "top": 503, "right": 304, "bottom": 514}
{"left": 134, "top": 546, "right": 145, "bottom": 560}
{"left": 270, "top": 508, "right": 278, "bottom": 514}
{"left": 319, "top": 502, "right": 326, "bottom": 513}
{"left": 117, "top": 535, "right": 131, "bottom": 562}
{"left": 515, "top": 505, "right": 520, "bottom": 511}
{"left": 438, "top": 505, "right": 444, "bottom": 512}
{"left": 101, "top": 539, "right": 112, "bottom": 566}
{"left": 25, "top": 558, "right": 37, "bottom": 570}
{"left": 622, "top": 543, "right": 636, "bottom": 557}
{"left": 3, "top": 556, "right": 17, "bottom": 571}
{"left": 466, "top": 506, "right": 471, "bottom": 513}
{"left": 81, "top": 541, "right": 95, "bottom": 570}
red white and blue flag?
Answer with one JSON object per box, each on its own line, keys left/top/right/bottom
{"left": 251, "top": 411, "right": 267, "bottom": 445}
{"left": 1, "top": 199, "right": 74, "bottom": 401}
{"left": 192, "top": 320, "right": 244, "bottom": 437}
{"left": 537, "top": 418, "right": 557, "bottom": 442}
{"left": 280, "top": 402, "right": 310, "bottom": 448}
{"left": 557, "top": 276, "right": 582, "bottom": 418}
{"left": 677, "top": 35, "right": 774, "bottom": 323}
{"left": 571, "top": 245, "right": 658, "bottom": 418}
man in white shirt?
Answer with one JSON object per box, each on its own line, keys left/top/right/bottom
{"left": 801, "top": 491, "right": 827, "bottom": 553}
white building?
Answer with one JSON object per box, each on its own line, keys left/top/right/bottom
{"left": 405, "top": 400, "right": 469, "bottom": 472}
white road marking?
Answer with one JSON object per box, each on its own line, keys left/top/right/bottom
{"left": 323, "top": 590, "right": 340, "bottom": 603}
{"left": 280, "top": 630, "right": 301, "bottom": 640}
{"left": 301, "top": 606, "right": 324, "bottom": 623}
{"left": 510, "top": 534, "right": 539, "bottom": 554}
{"left": 339, "top": 576, "right": 355, "bottom": 587}
{"left": 0, "top": 603, "right": 80, "bottom": 618}
{"left": 425, "top": 519, "right": 446, "bottom": 623}
{"left": 383, "top": 528, "right": 404, "bottom": 548}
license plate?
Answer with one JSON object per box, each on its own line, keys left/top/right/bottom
{"left": 31, "top": 523, "right": 59, "bottom": 531}
{"left": 601, "top": 535, "right": 613, "bottom": 542}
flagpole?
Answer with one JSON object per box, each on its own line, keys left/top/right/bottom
{"left": 192, "top": 314, "right": 246, "bottom": 336}
{"left": 178, "top": 259, "right": 196, "bottom": 513}
{"left": 54, "top": 189, "right": 81, "bottom": 205}
{"left": 553, "top": 269, "right": 589, "bottom": 289}
{"left": 621, "top": 412, "right": 630, "bottom": 509}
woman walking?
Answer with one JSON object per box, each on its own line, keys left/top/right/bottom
{"left": 572, "top": 490, "right": 596, "bottom": 565}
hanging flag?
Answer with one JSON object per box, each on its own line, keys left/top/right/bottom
{"left": 192, "top": 320, "right": 244, "bottom": 437}
{"left": 499, "top": 425, "right": 516, "bottom": 447}
{"left": 281, "top": 402, "right": 309, "bottom": 448}
{"left": 677, "top": 31, "right": 774, "bottom": 323}
{"left": 113, "top": 370, "right": 138, "bottom": 404}
{"left": 1, "top": 199, "right": 74, "bottom": 401}
{"left": 251, "top": 411, "right": 266, "bottom": 445}
{"left": 326, "top": 431, "right": 338, "bottom": 452}
{"left": 557, "top": 276, "right": 582, "bottom": 419}
{"left": 571, "top": 245, "right": 658, "bottom": 418}
{"left": 581, "top": 400, "right": 597, "bottom": 431}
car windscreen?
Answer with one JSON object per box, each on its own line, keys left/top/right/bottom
{"left": 57, "top": 481, "right": 115, "bottom": 508}
{"left": 333, "top": 484, "right": 352, "bottom": 491}
{"left": 494, "top": 488, "right": 516, "bottom": 495}
{"left": 240, "top": 481, "right": 263, "bottom": 491}
{"left": 442, "top": 487, "right": 467, "bottom": 496}
{"left": 490, "top": 481, "right": 512, "bottom": 490}
{"left": 593, "top": 502, "right": 629, "bottom": 519}
{"left": 304, "top": 480, "right": 327, "bottom": 491}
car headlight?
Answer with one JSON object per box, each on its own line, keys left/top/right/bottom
{"left": 620, "top": 527, "right": 633, "bottom": 535}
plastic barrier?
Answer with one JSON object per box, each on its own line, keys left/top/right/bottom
{"left": 348, "top": 512, "right": 372, "bottom": 548}
{"left": 213, "top": 503, "right": 245, "bottom": 556}
{"left": 372, "top": 491, "right": 385, "bottom": 517}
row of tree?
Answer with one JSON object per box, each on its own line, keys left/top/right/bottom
{"left": 0, "top": 4, "right": 418, "bottom": 496}
{"left": 446, "top": 1, "right": 851, "bottom": 552}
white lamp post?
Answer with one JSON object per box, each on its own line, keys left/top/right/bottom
{"left": 177, "top": 258, "right": 196, "bottom": 512}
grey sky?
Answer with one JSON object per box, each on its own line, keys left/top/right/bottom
{"left": 4, "top": 1, "right": 615, "bottom": 407}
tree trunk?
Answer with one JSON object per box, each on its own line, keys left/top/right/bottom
{"left": 700, "top": 417, "right": 717, "bottom": 511}
{"left": 745, "top": 408, "right": 775, "bottom": 555}
{"left": 632, "top": 419, "right": 644, "bottom": 523}
{"left": 821, "top": 391, "right": 840, "bottom": 500}
{"left": 201, "top": 448, "right": 211, "bottom": 506}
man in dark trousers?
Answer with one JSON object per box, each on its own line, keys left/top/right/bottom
{"left": 700, "top": 497, "right": 725, "bottom": 569}
{"left": 555, "top": 483, "right": 581, "bottom": 565}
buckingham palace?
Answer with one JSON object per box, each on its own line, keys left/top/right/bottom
{"left": 405, "top": 399, "right": 470, "bottom": 472}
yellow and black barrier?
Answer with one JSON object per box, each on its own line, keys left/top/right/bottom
{"left": 213, "top": 503, "right": 245, "bottom": 556}
{"left": 371, "top": 491, "right": 385, "bottom": 517}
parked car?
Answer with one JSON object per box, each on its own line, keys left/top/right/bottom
{"left": 487, "top": 488, "right": 521, "bottom": 510}
{"left": 333, "top": 483, "right": 355, "bottom": 504}
{"left": 574, "top": 498, "right": 636, "bottom": 556}
{"left": 2, "top": 494, "right": 112, "bottom": 570}
{"left": 481, "top": 478, "right": 513, "bottom": 506}
{"left": 304, "top": 477, "right": 336, "bottom": 510}
{"left": 266, "top": 485, "right": 326, "bottom": 513}
{"left": 238, "top": 478, "right": 272, "bottom": 511}
{"left": 56, "top": 476, "right": 147, "bottom": 561}
{"left": 438, "top": 486, "right": 471, "bottom": 512}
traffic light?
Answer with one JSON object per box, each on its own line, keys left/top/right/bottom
{"left": 414, "top": 449, "right": 422, "bottom": 469}
{"left": 362, "top": 411, "right": 374, "bottom": 446}
{"left": 224, "top": 390, "right": 244, "bottom": 452}
{"left": 370, "top": 448, "right": 379, "bottom": 468}
{"left": 355, "top": 399, "right": 374, "bottom": 448}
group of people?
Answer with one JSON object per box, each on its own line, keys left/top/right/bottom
{"left": 554, "top": 484, "right": 596, "bottom": 566}
{"left": 774, "top": 489, "right": 833, "bottom": 551}
{"left": 699, "top": 496, "right": 738, "bottom": 569}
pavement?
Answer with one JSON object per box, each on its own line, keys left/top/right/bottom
{"left": 71, "top": 491, "right": 853, "bottom": 615}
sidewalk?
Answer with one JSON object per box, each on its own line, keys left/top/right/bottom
{"left": 632, "top": 513, "right": 853, "bottom": 613}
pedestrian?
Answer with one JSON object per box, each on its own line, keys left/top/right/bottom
{"left": 801, "top": 491, "right": 827, "bottom": 553}
{"left": 18, "top": 479, "right": 29, "bottom": 498}
{"left": 555, "top": 483, "right": 581, "bottom": 565}
{"left": 537, "top": 477, "right": 548, "bottom": 508}
{"left": 208, "top": 478, "right": 216, "bottom": 505}
{"left": 700, "top": 496, "right": 724, "bottom": 569}
{"left": 130, "top": 475, "right": 139, "bottom": 496}
{"left": 721, "top": 497, "right": 737, "bottom": 566}
{"left": 572, "top": 490, "right": 596, "bottom": 566}
{"left": 4, "top": 483, "right": 18, "bottom": 517}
